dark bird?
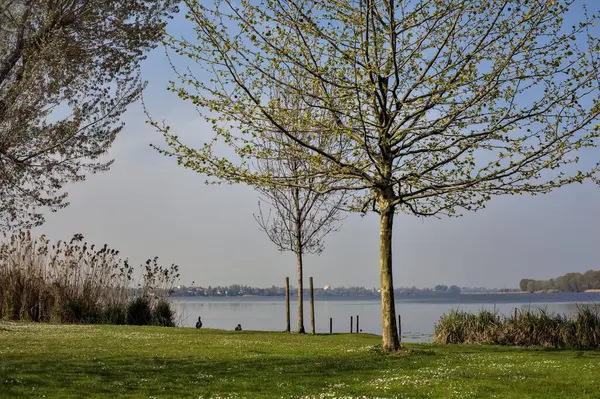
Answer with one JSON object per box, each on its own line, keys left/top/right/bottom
{"left": 234, "top": 324, "right": 242, "bottom": 331}
{"left": 195, "top": 316, "right": 202, "bottom": 329}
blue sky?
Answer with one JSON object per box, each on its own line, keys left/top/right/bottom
{"left": 33, "top": 1, "right": 600, "bottom": 289}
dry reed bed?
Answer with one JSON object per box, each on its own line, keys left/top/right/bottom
{"left": 0, "top": 231, "right": 178, "bottom": 326}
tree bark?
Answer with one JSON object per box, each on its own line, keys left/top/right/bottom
{"left": 296, "top": 250, "right": 305, "bottom": 333}
{"left": 379, "top": 204, "right": 400, "bottom": 351}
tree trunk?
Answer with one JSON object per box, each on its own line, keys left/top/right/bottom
{"left": 379, "top": 204, "right": 400, "bottom": 351}
{"left": 309, "top": 276, "right": 315, "bottom": 334}
{"left": 293, "top": 182, "right": 305, "bottom": 334}
{"left": 285, "top": 277, "right": 290, "bottom": 332}
{"left": 296, "top": 250, "right": 305, "bottom": 333}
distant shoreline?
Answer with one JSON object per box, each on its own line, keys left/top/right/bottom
{"left": 463, "top": 291, "right": 527, "bottom": 295}
{"left": 171, "top": 291, "right": 600, "bottom": 305}
{"left": 470, "top": 290, "right": 600, "bottom": 294}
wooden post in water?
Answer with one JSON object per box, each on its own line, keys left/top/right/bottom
{"left": 350, "top": 316, "right": 353, "bottom": 333}
{"left": 356, "top": 315, "right": 359, "bottom": 333}
{"left": 309, "top": 277, "right": 315, "bottom": 335}
{"left": 398, "top": 314, "right": 402, "bottom": 343}
{"left": 329, "top": 317, "right": 333, "bottom": 334}
{"left": 285, "top": 277, "right": 290, "bottom": 332}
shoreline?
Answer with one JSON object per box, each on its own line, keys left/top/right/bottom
{"left": 170, "top": 291, "right": 600, "bottom": 305}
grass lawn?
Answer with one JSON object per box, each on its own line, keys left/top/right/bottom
{"left": 1, "top": 323, "right": 599, "bottom": 398}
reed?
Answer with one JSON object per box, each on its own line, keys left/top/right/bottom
{"left": 0, "top": 231, "right": 179, "bottom": 326}
{"left": 435, "top": 305, "right": 600, "bottom": 349}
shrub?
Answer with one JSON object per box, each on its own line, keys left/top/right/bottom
{"left": 435, "top": 305, "right": 600, "bottom": 349}
{"left": 153, "top": 300, "right": 176, "bottom": 327}
{"left": 127, "top": 297, "right": 153, "bottom": 326}
{"left": 103, "top": 303, "right": 127, "bottom": 325}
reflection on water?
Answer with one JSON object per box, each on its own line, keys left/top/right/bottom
{"left": 170, "top": 294, "right": 600, "bottom": 342}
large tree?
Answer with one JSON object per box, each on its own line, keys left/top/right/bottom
{"left": 0, "top": 0, "right": 176, "bottom": 231}
{"left": 155, "top": 0, "right": 600, "bottom": 351}
{"left": 253, "top": 93, "right": 345, "bottom": 333}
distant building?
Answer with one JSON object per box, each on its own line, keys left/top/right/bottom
{"left": 324, "top": 285, "right": 331, "bottom": 291}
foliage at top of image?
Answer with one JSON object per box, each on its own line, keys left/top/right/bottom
{"left": 151, "top": 0, "right": 600, "bottom": 351}
{"left": 0, "top": 0, "right": 177, "bottom": 232}
{"left": 0, "top": 230, "right": 179, "bottom": 325}
{"left": 155, "top": 0, "right": 600, "bottom": 215}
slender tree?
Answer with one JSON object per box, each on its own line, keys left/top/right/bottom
{"left": 0, "top": 0, "right": 177, "bottom": 231}
{"left": 253, "top": 94, "right": 345, "bottom": 333}
{"left": 154, "top": 0, "right": 600, "bottom": 351}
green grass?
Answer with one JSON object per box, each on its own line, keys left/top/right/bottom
{"left": 1, "top": 323, "right": 599, "bottom": 398}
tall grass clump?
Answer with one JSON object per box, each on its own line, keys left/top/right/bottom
{"left": 434, "top": 309, "right": 501, "bottom": 344}
{"left": 0, "top": 231, "right": 179, "bottom": 326}
{"left": 569, "top": 304, "right": 600, "bottom": 349}
{"left": 435, "top": 305, "right": 600, "bottom": 349}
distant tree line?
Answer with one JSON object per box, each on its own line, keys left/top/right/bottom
{"left": 520, "top": 270, "right": 600, "bottom": 293}
{"left": 173, "top": 284, "right": 467, "bottom": 297}
{"left": 175, "top": 285, "right": 286, "bottom": 297}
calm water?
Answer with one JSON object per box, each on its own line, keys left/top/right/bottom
{"left": 170, "top": 293, "right": 600, "bottom": 342}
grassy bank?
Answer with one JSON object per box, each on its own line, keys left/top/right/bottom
{"left": 1, "top": 323, "right": 599, "bottom": 398}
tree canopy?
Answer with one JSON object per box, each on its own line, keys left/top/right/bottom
{"left": 0, "top": 0, "right": 176, "bottom": 231}
{"left": 155, "top": 0, "right": 600, "bottom": 351}
{"left": 520, "top": 270, "right": 600, "bottom": 293}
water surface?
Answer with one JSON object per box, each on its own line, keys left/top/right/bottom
{"left": 171, "top": 293, "right": 600, "bottom": 342}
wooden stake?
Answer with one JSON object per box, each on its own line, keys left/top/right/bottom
{"left": 398, "top": 314, "right": 402, "bottom": 343}
{"left": 285, "top": 277, "right": 290, "bottom": 332}
{"left": 356, "top": 315, "right": 359, "bottom": 333}
{"left": 330, "top": 317, "right": 332, "bottom": 334}
{"left": 309, "top": 276, "right": 315, "bottom": 335}
{"left": 350, "top": 316, "right": 353, "bottom": 333}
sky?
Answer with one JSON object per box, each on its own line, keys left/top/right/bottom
{"left": 33, "top": 3, "right": 600, "bottom": 290}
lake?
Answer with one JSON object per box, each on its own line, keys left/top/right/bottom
{"left": 170, "top": 292, "right": 600, "bottom": 342}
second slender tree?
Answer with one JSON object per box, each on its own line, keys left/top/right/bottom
{"left": 254, "top": 97, "right": 345, "bottom": 333}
